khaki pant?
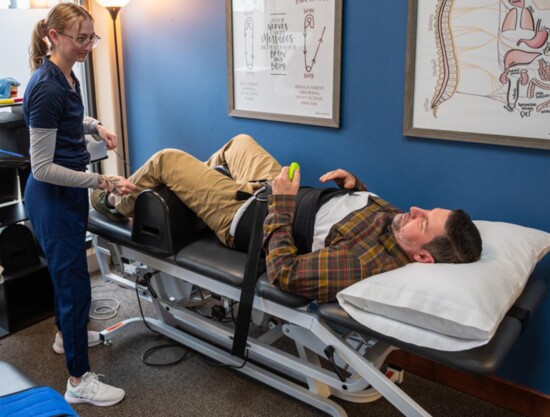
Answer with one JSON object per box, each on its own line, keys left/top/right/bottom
{"left": 116, "top": 134, "right": 281, "bottom": 246}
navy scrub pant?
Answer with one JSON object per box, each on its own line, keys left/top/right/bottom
{"left": 25, "top": 175, "right": 91, "bottom": 377}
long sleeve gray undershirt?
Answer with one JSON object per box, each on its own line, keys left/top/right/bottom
{"left": 29, "top": 118, "right": 101, "bottom": 188}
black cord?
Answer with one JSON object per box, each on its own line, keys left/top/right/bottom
{"left": 229, "top": 300, "right": 238, "bottom": 324}
{"left": 190, "top": 300, "right": 237, "bottom": 323}
{"left": 141, "top": 343, "right": 191, "bottom": 367}
{"left": 134, "top": 273, "right": 161, "bottom": 336}
{"left": 134, "top": 273, "right": 192, "bottom": 367}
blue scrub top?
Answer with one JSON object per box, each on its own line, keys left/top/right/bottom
{"left": 23, "top": 57, "right": 90, "bottom": 170}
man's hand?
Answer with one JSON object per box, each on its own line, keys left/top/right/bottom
{"left": 99, "top": 175, "right": 137, "bottom": 196}
{"left": 272, "top": 166, "right": 300, "bottom": 195}
{"left": 319, "top": 169, "right": 356, "bottom": 190}
{"left": 97, "top": 125, "right": 118, "bottom": 150}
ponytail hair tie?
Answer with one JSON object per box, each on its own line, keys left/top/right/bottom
{"left": 39, "top": 19, "right": 48, "bottom": 38}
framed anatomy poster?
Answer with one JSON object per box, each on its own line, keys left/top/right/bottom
{"left": 403, "top": 0, "right": 550, "bottom": 150}
{"left": 226, "top": 0, "right": 342, "bottom": 128}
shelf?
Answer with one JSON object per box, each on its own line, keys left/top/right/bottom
{"left": 0, "top": 201, "right": 27, "bottom": 227}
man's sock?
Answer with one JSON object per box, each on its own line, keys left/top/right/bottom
{"left": 105, "top": 193, "right": 116, "bottom": 209}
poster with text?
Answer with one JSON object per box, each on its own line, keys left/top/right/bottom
{"left": 227, "top": 0, "right": 342, "bottom": 127}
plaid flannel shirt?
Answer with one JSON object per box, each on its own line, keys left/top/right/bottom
{"left": 263, "top": 181, "right": 410, "bottom": 303}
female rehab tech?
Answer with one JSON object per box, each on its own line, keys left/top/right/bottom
{"left": 23, "top": 3, "right": 135, "bottom": 407}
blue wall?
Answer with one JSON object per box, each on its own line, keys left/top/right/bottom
{"left": 119, "top": 0, "right": 550, "bottom": 393}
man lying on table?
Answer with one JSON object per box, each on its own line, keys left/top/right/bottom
{"left": 91, "top": 134, "right": 482, "bottom": 303}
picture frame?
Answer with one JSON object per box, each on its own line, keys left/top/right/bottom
{"left": 226, "top": 0, "right": 342, "bottom": 128}
{"left": 403, "top": 0, "right": 550, "bottom": 150}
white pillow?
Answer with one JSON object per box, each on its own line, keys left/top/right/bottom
{"left": 337, "top": 221, "right": 550, "bottom": 349}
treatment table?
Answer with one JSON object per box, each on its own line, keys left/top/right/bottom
{"left": 87, "top": 185, "right": 547, "bottom": 416}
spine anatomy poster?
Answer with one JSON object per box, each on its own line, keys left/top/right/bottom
{"left": 412, "top": 0, "right": 550, "bottom": 142}
{"left": 229, "top": 0, "right": 340, "bottom": 127}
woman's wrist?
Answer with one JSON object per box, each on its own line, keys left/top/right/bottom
{"left": 97, "top": 174, "right": 112, "bottom": 192}
{"left": 95, "top": 122, "right": 104, "bottom": 136}
{"left": 97, "top": 175, "right": 119, "bottom": 194}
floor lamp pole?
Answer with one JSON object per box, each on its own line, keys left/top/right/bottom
{"left": 106, "top": 6, "right": 129, "bottom": 177}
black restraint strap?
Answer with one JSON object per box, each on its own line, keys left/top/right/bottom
{"left": 292, "top": 187, "right": 348, "bottom": 254}
{"left": 231, "top": 189, "right": 269, "bottom": 359}
{"left": 231, "top": 187, "right": 347, "bottom": 357}
{"left": 234, "top": 187, "right": 348, "bottom": 254}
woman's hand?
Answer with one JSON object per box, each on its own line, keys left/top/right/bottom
{"left": 99, "top": 175, "right": 136, "bottom": 196}
{"left": 319, "top": 169, "right": 357, "bottom": 190}
{"left": 97, "top": 125, "right": 118, "bottom": 150}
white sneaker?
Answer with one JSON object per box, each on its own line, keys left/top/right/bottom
{"left": 53, "top": 331, "right": 102, "bottom": 354}
{"left": 65, "top": 372, "right": 125, "bottom": 406}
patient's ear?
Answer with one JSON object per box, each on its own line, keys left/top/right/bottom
{"left": 413, "top": 250, "right": 435, "bottom": 264}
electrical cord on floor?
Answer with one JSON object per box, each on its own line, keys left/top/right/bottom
{"left": 90, "top": 284, "right": 121, "bottom": 320}
{"left": 134, "top": 273, "right": 192, "bottom": 367}
{"left": 89, "top": 298, "right": 120, "bottom": 320}
{"left": 142, "top": 344, "right": 192, "bottom": 367}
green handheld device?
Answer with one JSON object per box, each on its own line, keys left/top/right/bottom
{"left": 288, "top": 162, "right": 300, "bottom": 181}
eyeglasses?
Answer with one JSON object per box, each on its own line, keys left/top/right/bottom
{"left": 57, "top": 31, "right": 101, "bottom": 48}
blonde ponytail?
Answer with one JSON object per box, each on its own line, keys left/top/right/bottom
{"left": 29, "top": 19, "right": 50, "bottom": 72}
